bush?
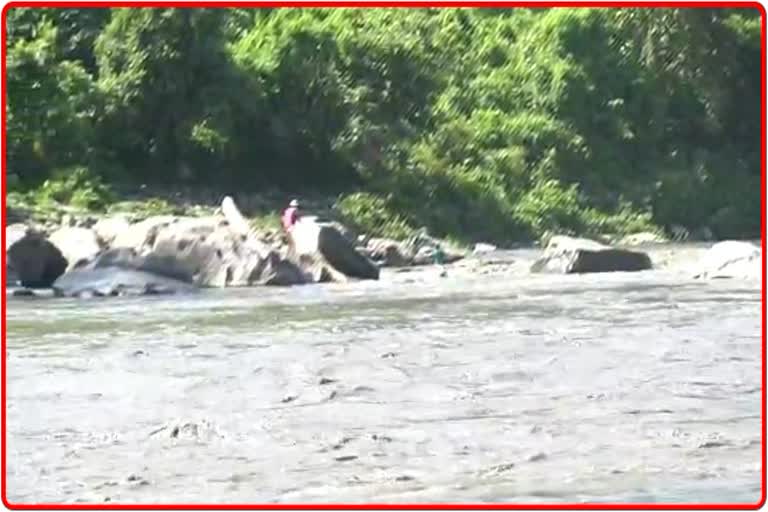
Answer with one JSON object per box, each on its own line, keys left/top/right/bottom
{"left": 33, "top": 166, "right": 113, "bottom": 211}
{"left": 5, "top": 7, "right": 761, "bottom": 243}
{"left": 334, "top": 192, "right": 414, "bottom": 240}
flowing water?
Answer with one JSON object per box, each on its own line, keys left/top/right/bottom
{"left": 4, "top": 247, "right": 764, "bottom": 504}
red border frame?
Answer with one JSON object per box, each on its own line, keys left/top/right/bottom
{"left": 1, "top": 1, "right": 765, "bottom": 509}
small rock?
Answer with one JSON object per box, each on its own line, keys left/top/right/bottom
{"left": 334, "top": 455, "right": 358, "bottom": 462}
{"left": 319, "top": 377, "right": 337, "bottom": 385}
{"left": 473, "top": 243, "right": 497, "bottom": 254}
{"left": 331, "top": 437, "right": 353, "bottom": 450}
{"left": 479, "top": 462, "right": 516, "bottom": 478}
{"left": 11, "top": 288, "right": 36, "bottom": 297}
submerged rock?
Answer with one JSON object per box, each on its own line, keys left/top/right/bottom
{"left": 11, "top": 288, "right": 37, "bottom": 297}
{"left": 52, "top": 266, "right": 196, "bottom": 298}
{"left": 531, "top": 235, "right": 652, "bottom": 274}
{"left": 6, "top": 224, "right": 68, "bottom": 288}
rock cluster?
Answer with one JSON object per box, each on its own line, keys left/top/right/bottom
{"left": 6, "top": 197, "right": 383, "bottom": 297}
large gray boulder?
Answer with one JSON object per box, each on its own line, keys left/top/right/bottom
{"left": 48, "top": 227, "right": 103, "bottom": 271}
{"left": 693, "top": 241, "right": 761, "bottom": 280}
{"left": 81, "top": 213, "right": 308, "bottom": 288}
{"left": 110, "top": 215, "right": 181, "bottom": 251}
{"left": 6, "top": 258, "right": 19, "bottom": 286}
{"left": 531, "top": 235, "right": 652, "bottom": 274}
{"left": 6, "top": 224, "right": 67, "bottom": 287}
{"left": 53, "top": 266, "right": 196, "bottom": 298}
{"left": 87, "top": 247, "right": 192, "bottom": 282}
{"left": 148, "top": 218, "right": 306, "bottom": 287}
{"left": 291, "top": 217, "right": 379, "bottom": 281}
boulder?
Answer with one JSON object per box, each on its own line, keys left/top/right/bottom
{"left": 92, "top": 216, "right": 132, "bottom": 246}
{"left": 110, "top": 215, "right": 181, "bottom": 251}
{"left": 84, "top": 215, "right": 307, "bottom": 288}
{"left": 148, "top": 219, "right": 306, "bottom": 287}
{"left": 86, "top": 247, "right": 192, "bottom": 283}
{"left": 361, "top": 235, "right": 465, "bottom": 268}
{"left": 6, "top": 259, "right": 19, "bottom": 286}
{"left": 52, "top": 267, "right": 197, "bottom": 298}
{"left": 405, "top": 231, "right": 465, "bottom": 266}
{"left": 221, "top": 196, "right": 252, "bottom": 236}
{"left": 6, "top": 224, "right": 67, "bottom": 288}
{"left": 293, "top": 251, "right": 350, "bottom": 283}
{"left": 48, "top": 227, "right": 103, "bottom": 271}
{"left": 693, "top": 241, "right": 761, "bottom": 280}
{"left": 531, "top": 235, "right": 652, "bottom": 274}
{"left": 290, "top": 218, "right": 379, "bottom": 281}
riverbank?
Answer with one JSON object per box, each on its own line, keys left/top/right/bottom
{"left": 6, "top": 183, "right": 678, "bottom": 249}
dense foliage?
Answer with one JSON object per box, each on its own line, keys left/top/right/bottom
{"left": 5, "top": 7, "right": 763, "bottom": 243}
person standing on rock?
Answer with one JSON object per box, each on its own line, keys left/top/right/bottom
{"left": 282, "top": 199, "right": 302, "bottom": 256}
{"left": 282, "top": 199, "right": 301, "bottom": 234}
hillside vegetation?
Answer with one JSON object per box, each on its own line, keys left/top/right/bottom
{"left": 5, "top": 7, "right": 763, "bottom": 244}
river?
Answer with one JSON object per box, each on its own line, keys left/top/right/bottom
{"left": 4, "top": 246, "right": 763, "bottom": 504}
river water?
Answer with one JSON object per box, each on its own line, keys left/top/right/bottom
{"left": 4, "top": 247, "right": 763, "bottom": 504}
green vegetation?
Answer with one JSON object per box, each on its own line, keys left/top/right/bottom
{"left": 5, "top": 7, "right": 763, "bottom": 244}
